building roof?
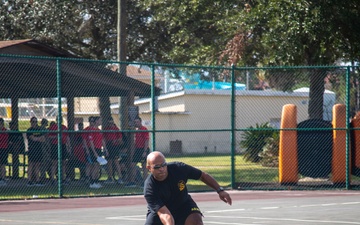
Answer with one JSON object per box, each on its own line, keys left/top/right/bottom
{"left": 109, "top": 64, "right": 162, "bottom": 82}
{"left": 0, "top": 39, "right": 161, "bottom": 98}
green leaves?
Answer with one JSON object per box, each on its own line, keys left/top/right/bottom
{"left": 2, "top": 0, "right": 359, "bottom": 67}
{"left": 240, "top": 122, "right": 277, "bottom": 163}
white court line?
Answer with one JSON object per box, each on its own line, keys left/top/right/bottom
{"left": 341, "top": 202, "right": 360, "bottom": 205}
{"left": 204, "top": 221, "right": 263, "bottom": 225}
{"left": 105, "top": 214, "right": 259, "bottom": 225}
{"left": 105, "top": 201, "right": 360, "bottom": 223}
{"left": 0, "top": 219, "right": 98, "bottom": 225}
{"left": 206, "top": 208, "right": 246, "bottom": 213}
{"left": 260, "top": 206, "right": 280, "bottom": 210}
{"left": 206, "top": 215, "right": 360, "bottom": 224}
{"left": 299, "top": 204, "right": 321, "bottom": 207}
{"left": 106, "top": 215, "right": 145, "bottom": 221}
{"left": 321, "top": 203, "right": 338, "bottom": 206}
{"left": 206, "top": 201, "right": 360, "bottom": 213}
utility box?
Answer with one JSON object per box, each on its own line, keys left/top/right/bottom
{"left": 170, "top": 140, "right": 182, "bottom": 154}
{"left": 297, "top": 119, "right": 333, "bottom": 178}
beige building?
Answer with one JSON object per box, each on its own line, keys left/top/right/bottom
{"left": 131, "top": 89, "right": 335, "bottom": 154}
{"left": 71, "top": 86, "right": 335, "bottom": 154}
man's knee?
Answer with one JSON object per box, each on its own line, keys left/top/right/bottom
{"left": 185, "top": 212, "right": 203, "bottom": 225}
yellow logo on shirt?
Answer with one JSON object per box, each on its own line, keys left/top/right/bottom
{"left": 191, "top": 207, "right": 200, "bottom": 212}
{"left": 178, "top": 180, "right": 185, "bottom": 191}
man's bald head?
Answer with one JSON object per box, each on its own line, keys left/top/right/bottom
{"left": 147, "top": 151, "right": 165, "bottom": 166}
{"left": 146, "top": 151, "right": 168, "bottom": 181}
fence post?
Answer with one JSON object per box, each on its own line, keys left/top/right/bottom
{"left": 231, "top": 64, "right": 236, "bottom": 189}
{"left": 56, "top": 58, "right": 63, "bottom": 197}
{"left": 151, "top": 64, "right": 156, "bottom": 152}
{"left": 346, "top": 66, "right": 351, "bottom": 189}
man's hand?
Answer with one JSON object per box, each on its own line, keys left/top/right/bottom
{"left": 157, "top": 206, "right": 175, "bottom": 225}
{"left": 218, "top": 191, "right": 232, "bottom": 205}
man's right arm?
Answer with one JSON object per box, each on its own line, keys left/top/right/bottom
{"left": 157, "top": 205, "right": 175, "bottom": 225}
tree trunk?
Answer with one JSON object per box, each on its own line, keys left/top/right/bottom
{"left": 99, "top": 97, "right": 111, "bottom": 127}
{"left": 308, "top": 70, "right": 326, "bottom": 119}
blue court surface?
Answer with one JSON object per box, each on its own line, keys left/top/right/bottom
{"left": 1, "top": 190, "right": 360, "bottom": 225}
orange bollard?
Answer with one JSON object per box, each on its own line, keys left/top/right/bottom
{"left": 279, "top": 104, "right": 298, "bottom": 184}
{"left": 332, "top": 104, "right": 349, "bottom": 184}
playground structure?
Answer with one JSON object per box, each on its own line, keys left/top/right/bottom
{"left": 279, "top": 104, "right": 360, "bottom": 185}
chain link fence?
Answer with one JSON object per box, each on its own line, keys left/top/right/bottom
{"left": 0, "top": 54, "right": 359, "bottom": 200}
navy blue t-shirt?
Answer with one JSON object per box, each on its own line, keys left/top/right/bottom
{"left": 144, "top": 161, "right": 202, "bottom": 214}
{"left": 26, "top": 127, "right": 42, "bottom": 152}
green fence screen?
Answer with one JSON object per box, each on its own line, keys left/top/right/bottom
{"left": 0, "top": 54, "right": 359, "bottom": 200}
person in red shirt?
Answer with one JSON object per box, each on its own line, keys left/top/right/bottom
{"left": 82, "top": 116, "right": 108, "bottom": 188}
{"left": 127, "top": 116, "right": 149, "bottom": 187}
{"left": 48, "top": 118, "right": 71, "bottom": 185}
{"left": 0, "top": 118, "right": 9, "bottom": 186}
{"left": 71, "top": 122, "right": 87, "bottom": 180}
{"left": 103, "top": 117, "right": 124, "bottom": 184}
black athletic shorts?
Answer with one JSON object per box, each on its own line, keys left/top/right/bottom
{"left": 50, "top": 144, "right": 68, "bottom": 161}
{"left": 145, "top": 197, "right": 202, "bottom": 225}
{"left": 132, "top": 148, "right": 150, "bottom": 163}
{"left": 27, "top": 149, "right": 42, "bottom": 163}
{"left": 0, "top": 149, "right": 8, "bottom": 164}
{"left": 106, "top": 142, "right": 120, "bottom": 160}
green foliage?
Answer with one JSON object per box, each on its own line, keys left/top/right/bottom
{"left": 1, "top": 1, "right": 117, "bottom": 59}
{"left": 240, "top": 122, "right": 276, "bottom": 163}
{"left": 2, "top": 0, "right": 360, "bottom": 66}
{"left": 259, "top": 131, "right": 280, "bottom": 167}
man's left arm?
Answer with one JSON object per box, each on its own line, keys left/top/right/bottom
{"left": 199, "top": 171, "right": 232, "bottom": 205}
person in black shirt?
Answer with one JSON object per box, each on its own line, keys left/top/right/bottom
{"left": 8, "top": 121, "right": 24, "bottom": 179}
{"left": 26, "top": 117, "right": 45, "bottom": 186}
{"left": 144, "top": 151, "right": 232, "bottom": 225}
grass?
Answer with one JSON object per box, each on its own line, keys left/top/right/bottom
{"left": 165, "top": 154, "right": 279, "bottom": 189}
{"left": 2, "top": 154, "right": 357, "bottom": 200}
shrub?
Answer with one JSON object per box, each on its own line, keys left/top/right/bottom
{"left": 240, "top": 122, "right": 276, "bottom": 163}
{"left": 259, "top": 131, "right": 280, "bottom": 167}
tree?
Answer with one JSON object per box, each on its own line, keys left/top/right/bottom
{"left": 1, "top": 1, "right": 118, "bottom": 126}
{"left": 218, "top": 0, "right": 359, "bottom": 119}
{"left": 1, "top": 1, "right": 113, "bottom": 59}
{"left": 134, "top": 0, "right": 241, "bottom": 64}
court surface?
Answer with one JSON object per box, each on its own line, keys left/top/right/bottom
{"left": 1, "top": 190, "right": 360, "bottom": 225}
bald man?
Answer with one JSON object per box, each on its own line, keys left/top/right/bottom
{"left": 144, "top": 151, "right": 232, "bottom": 225}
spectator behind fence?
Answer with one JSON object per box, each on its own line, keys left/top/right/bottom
{"left": 26, "top": 117, "right": 45, "bottom": 187}
{"left": 48, "top": 118, "right": 72, "bottom": 185}
{"left": 103, "top": 117, "right": 124, "bottom": 184}
{"left": 8, "top": 121, "right": 25, "bottom": 180}
{"left": 82, "top": 116, "right": 108, "bottom": 189}
{"left": 0, "top": 118, "right": 9, "bottom": 186}
{"left": 128, "top": 116, "right": 150, "bottom": 187}
{"left": 119, "top": 132, "right": 130, "bottom": 183}
{"left": 39, "top": 118, "right": 51, "bottom": 183}
{"left": 68, "top": 122, "right": 87, "bottom": 181}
